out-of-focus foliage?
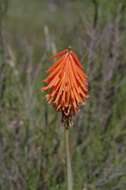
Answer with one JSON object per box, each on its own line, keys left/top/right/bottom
{"left": 0, "top": 0, "right": 126, "bottom": 189}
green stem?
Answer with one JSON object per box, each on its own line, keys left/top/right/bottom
{"left": 65, "top": 128, "right": 73, "bottom": 190}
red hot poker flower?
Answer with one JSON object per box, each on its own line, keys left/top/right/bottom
{"left": 41, "top": 48, "right": 88, "bottom": 127}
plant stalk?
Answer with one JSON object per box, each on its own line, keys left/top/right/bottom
{"left": 65, "top": 128, "right": 73, "bottom": 190}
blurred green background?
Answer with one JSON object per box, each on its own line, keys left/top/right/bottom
{"left": 0, "top": 0, "right": 126, "bottom": 189}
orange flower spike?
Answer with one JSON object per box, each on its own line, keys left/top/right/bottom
{"left": 41, "top": 48, "right": 88, "bottom": 128}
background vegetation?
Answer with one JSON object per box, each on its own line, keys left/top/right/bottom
{"left": 0, "top": 0, "right": 126, "bottom": 189}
